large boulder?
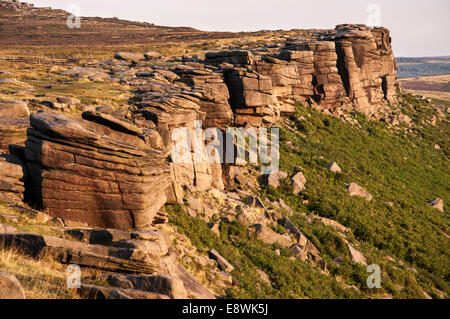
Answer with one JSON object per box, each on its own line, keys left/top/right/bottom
{"left": 0, "top": 100, "right": 30, "bottom": 117}
{"left": 0, "top": 272, "right": 26, "bottom": 299}
{"left": 24, "top": 112, "right": 171, "bottom": 230}
{"left": 291, "top": 172, "right": 306, "bottom": 195}
{"left": 347, "top": 183, "right": 372, "bottom": 201}
{"left": 325, "top": 161, "right": 342, "bottom": 173}
{"left": 114, "top": 52, "right": 145, "bottom": 62}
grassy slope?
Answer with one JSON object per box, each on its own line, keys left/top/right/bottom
{"left": 169, "top": 93, "right": 449, "bottom": 299}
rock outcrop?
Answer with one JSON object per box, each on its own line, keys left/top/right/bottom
{"left": 204, "top": 24, "right": 397, "bottom": 123}
{"left": 24, "top": 111, "right": 171, "bottom": 229}
{"left": 0, "top": 227, "right": 216, "bottom": 299}
{"left": 2, "top": 23, "right": 398, "bottom": 240}
{"left": 132, "top": 65, "right": 227, "bottom": 202}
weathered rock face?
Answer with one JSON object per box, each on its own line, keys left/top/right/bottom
{"left": 204, "top": 24, "right": 397, "bottom": 122}
{"left": 346, "top": 241, "right": 368, "bottom": 266}
{"left": 24, "top": 111, "right": 171, "bottom": 230}
{"left": 132, "top": 66, "right": 227, "bottom": 202}
{"left": 330, "top": 25, "right": 397, "bottom": 114}
{"left": 2, "top": 23, "right": 398, "bottom": 231}
{"left": 170, "top": 64, "right": 234, "bottom": 129}
{"left": 224, "top": 68, "right": 277, "bottom": 126}
{"left": 0, "top": 154, "right": 25, "bottom": 203}
{"left": 288, "top": 41, "right": 347, "bottom": 111}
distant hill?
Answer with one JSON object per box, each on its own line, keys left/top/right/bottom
{"left": 397, "top": 57, "right": 450, "bottom": 78}
{"left": 0, "top": 0, "right": 251, "bottom": 46}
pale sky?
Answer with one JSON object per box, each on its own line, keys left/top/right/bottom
{"left": 28, "top": 0, "right": 450, "bottom": 57}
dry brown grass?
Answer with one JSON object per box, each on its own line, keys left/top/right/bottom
{"left": 0, "top": 247, "right": 81, "bottom": 299}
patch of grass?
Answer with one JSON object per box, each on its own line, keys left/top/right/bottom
{"left": 0, "top": 248, "right": 80, "bottom": 299}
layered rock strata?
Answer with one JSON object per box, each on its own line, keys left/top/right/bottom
{"left": 24, "top": 111, "right": 171, "bottom": 229}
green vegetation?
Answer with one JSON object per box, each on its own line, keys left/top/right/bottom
{"left": 168, "top": 204, "right": 358, "bottom": 299}
{"left": 169, "top": 94, "right": 449, "bottom": 299}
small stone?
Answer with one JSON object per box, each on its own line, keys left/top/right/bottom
{"left": 347, "top": 183, "right": 372, "bottom": 201}
{"left": 427, "top": 198, "right": 444, "bottom": 212}
{"left": 325, "top": 161, "right": 342, "bottom": 173}
{"left": 144, "top": 51, "right": 161, "bottom": 60}
{"left": 207, "top": 222, "right": 220, "bottom": 236}
{"left": 291, "top": 172, "right": 306, "bottom": 195}
{"left": 114, "top": 52, "right": 145, "bottom": 62}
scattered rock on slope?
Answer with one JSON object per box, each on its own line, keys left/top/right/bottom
{"left": 347, "top": 183, "right": 372, "bottom": 201}
{"left": 208, "top": 249, "right": 234, "bottom": 272}
{"left": 291, "top": 172, "right": 306, "bottom": 195}
{"left": 325, "top": 161, "right": 342, "bottom": 173}
{"left": 427, "top": 198, "right": 444, "bottom": 212}
{"left": 267, "top": 170, "right": 288, "bottom": 188}
{"left": 346, "top": 242, "right": 367, "bottom": 266}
